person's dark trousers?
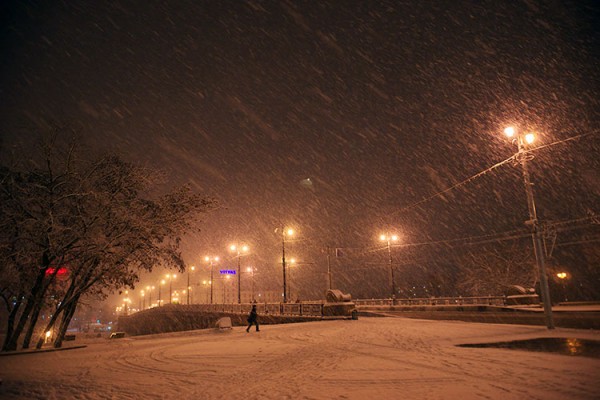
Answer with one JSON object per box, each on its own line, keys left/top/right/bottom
{"left": 246, "top": 321, "right": 259, "bottom": 332}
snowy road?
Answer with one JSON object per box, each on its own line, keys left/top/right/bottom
{"left": 1, "top": 317, "right": 599, "bottom": 399}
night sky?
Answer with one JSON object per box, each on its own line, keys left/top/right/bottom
{"left": 1, "top": 1, "right": 599, "bottom": 300}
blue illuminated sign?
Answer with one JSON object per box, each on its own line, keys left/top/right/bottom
{"left": 219, "top": 269, "right": 236, "bottom": 275}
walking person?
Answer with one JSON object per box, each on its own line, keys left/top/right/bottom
{"left": 246, "top": 304, "right": 259, "bottom": 332}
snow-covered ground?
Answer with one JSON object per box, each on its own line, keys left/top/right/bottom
{"left": 1, "top": 317, "right": 599, "bottom": 399}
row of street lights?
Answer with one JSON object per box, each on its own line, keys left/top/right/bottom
{"left": 135, "top": 244, "right": 252, "bottom": 307}
{"left": 125, "top": 126, "right": 556, "bottom": 329}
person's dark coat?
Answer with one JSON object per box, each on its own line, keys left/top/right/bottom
{"left": 247, "top": 306, "right": 257, "bottom": 323}
{"left": 246, "top": 305, "right": 259, "bottom": 332}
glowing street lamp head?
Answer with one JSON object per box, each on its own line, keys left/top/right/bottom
{"left": 191, "top": 266, "right": 195, "bottom": 271}
{"left": 286, "top": 228, "right": 294, "bottom": 236}
{"left": 556, "top": 272, "right": 567, "bottom": 279}
{"left": 242, "top": 245, "right": 249, "bottom": 252}
{"left": 246, "top": 267, "right": 253, "bottom": 273}
{"left": 391, "top": 235, "right": 399, "bottom": 241}
{"left": 504, "top": 126, "right": 516, "bottom": 138}
{"left": 204, "top": 256, "right": 210, "bottom": 262}
{"left": 160, "top": 279, "right": 166, "bottom": 285}
{"left": 379, "top": 234, "right": 387, "bottom": 241}
{"left": 230, "top": 244, "right": 237, "bottom": 251}
{"left": 525, "top": 133, "right": 535, "bottom": 144}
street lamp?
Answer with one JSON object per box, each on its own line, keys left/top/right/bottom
{"left": 146, "top": 286, "right": 155, "bottom": 308}
{"left": 379, "top": 233, "right": 399, "bottom": 302}
{"left": 246, "top": 266, "right": 256, "bottom": 302}
{"left": 202, "top": 280, "right": 211, "bottom": 303}
{"left": 140, "top": 290, "right": 145, "bottom": 311}
{"left": 159, "top": 279, "right": 166, "bottom": 306}
{"left": 281, "top": 227, "right": 294, "bottom": 303}
{"left": 556, "top": 272, "right": 568, "bottom": 302}
{"left": 229, "top": 244, "right": 249, "bottom": 304}
{"left": 504, "top": 125, "right": 554, "bottom": 329}
{"left": 124, "top": 297, "right": 131, "bottom": 315}
{"left": 288, "top": 258, "right": 297, "bottom": 301}
{"left": 223, "top": 275, "right": 232, "bottom": 303}
{"left": 165, "top": 274, "right": 177, "bottom": 304}
{"left": 187, "top": 266, "right": 195, "bottom": 305}
{"left": 205, "top": 256, "right": 220, "bottom": 304}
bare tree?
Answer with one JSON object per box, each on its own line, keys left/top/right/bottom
{"left": 456, "top": 242, "right": 537, "bottom": 296}
{"left": 1, "top": 132, "right": 217, "bottom": 351}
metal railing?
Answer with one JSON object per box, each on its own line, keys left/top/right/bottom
{"left": 157, "top": 296, "right": 507, "bottom": 318}
{"left": 354, "top": 296, "right": 506, "bottom": 307}
{"left": 173, "top": 302, "right": 325, "bottom": 317}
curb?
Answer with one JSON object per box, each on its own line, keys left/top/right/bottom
{"left": 0, "top": 344, "right": 87, "bottom": 357}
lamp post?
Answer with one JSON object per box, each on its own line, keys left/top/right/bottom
{"left": 288, "top": 258, "right": 297, "bottom": 301}
{"left": 124, "top": 297, "right": 131, "bottom": 316}
{"left": 159, "top": 279, "right": 165, "bottom": 306}
{"left": 146, "top": 286, "right": 154, "bottom": 308}
{"left": 187, "top": 266, "right": 195, "bottom": 305}
{"left": 556, "top": 272, "right": 568, "bottom": 302}
{"left": 202, "top": 280, "right": 210, "bottom": 303}
{"left": 326, "top": 246, "right": 333, "bottom": 291}
{"left": 140, "top": 290, "right": 145, "bottom": 311}
{"left": 281, "top": 227, "right": 294, "bottom": 303}
{"left": 246, "top": 266, "right": 256, "bottom": 302}
{"left": 230, "top": 244, "right": 249, "bottom": 304}
{"left": 504, "top": 126, "right": 554, "bottom": 329}
{"left": 205, "top": 256, "right": 219, "bottom": 304}
{"left": 223, "top": 275, "right": 232, "bottom": 303}
{"left": 379, "top": 233, "right": 399, "bottom": 302}
{"left": 165, "top": 274, "right": 176, "bottom": 304}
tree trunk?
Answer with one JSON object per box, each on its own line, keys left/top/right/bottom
{"left": 5, "top": 263, "right": 51, "bottom": 351}
{"left": 21, "top": 300, "right": 43, "bottom": 349}
{"left": 54, "top": 296, "right": 79, "bottom": 349}
{"left": 1, "top": 296, "right": 23, "bottom": 352}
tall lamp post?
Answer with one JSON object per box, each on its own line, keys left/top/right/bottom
{"left": 165, "top": 274, "right": 176, "bottom": 304}
{"left": 140, "top": 290, "right": 145, "bottom": 311}
{"left": 187, "top": 266, "right": 195, "bottom": 305}
{"left": 504, "top": 126, "right": 554, "bottom": 329}
{"left": 281, "top": 227, "right": 294, "bottom": 303}
{"left": 202, "top": 280, "right": 210, "bottom": 303}
{"left": 223, "top": 275, "right": 232, "bottom": 303}
{"left": 159, "top": 279, "right": 166, "bottom": 306}
{"left": 246, "top": 266, "right": 256, "bottom": 302}
{"left": 146, "top": 286, "right": 154, "bottom": 308}
{"left": 230, "top": 244, "right": 249, "bottom": 303}
{"left": 124, "top": 293, "right": 130, "bottom": 316}
{"left": 556, "top": 272, "right": 568, "bottom": 302}
{"left": 379, "top": 233, "right": 399, "bottom": 302}
{"left": 288, "top": 258, "right": 296, "bottom": 300}
{"left": 205, "top": 256, "right": 219, "bottom": 304}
